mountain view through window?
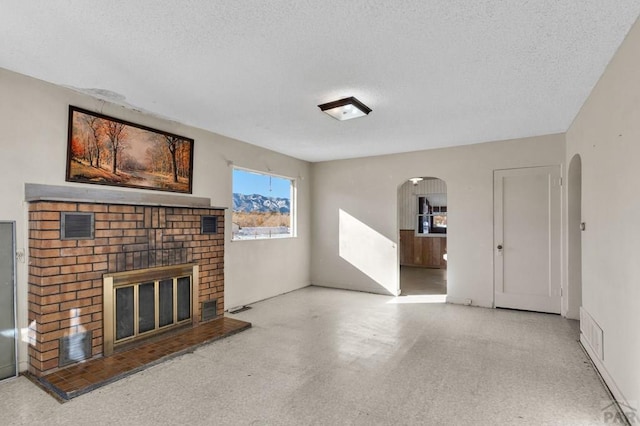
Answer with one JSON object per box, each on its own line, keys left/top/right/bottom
{"left": 232, "top": 168, "right": 293, "bottom": 240}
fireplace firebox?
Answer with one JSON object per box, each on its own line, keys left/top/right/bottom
{"left": 103, "top": 264, "right": 199, "bottom": 356}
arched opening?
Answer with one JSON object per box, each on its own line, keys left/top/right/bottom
{"left": 567, "top": 154, "right": 582, "bottom": 319}
{"left": 398, "top": 177, "right": 447, "bottom": 299}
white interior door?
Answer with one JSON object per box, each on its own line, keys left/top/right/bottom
{"left": 494, "top": 166, "right": 561, "bottom": 314}
{"left": 0, "top": 222, "right": 17, "bottom": 380}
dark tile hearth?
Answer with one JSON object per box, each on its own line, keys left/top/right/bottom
{"left": 31, "top": 317, "right": 251, "bottom": 401}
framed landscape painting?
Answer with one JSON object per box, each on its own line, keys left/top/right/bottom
{"left": 66, "top": 106, "right": 194, "bottom": 194}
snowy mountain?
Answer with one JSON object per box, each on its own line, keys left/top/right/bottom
{"left": 233, "top": 193, "right": 290, "bottom": 213}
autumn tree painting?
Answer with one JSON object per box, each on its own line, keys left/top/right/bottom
{"left": 66, "top": 107, "right": 193, "bottom": 193}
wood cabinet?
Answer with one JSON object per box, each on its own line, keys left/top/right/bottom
{"left": 399, "top": 230, "right": 447, "bottom": 268}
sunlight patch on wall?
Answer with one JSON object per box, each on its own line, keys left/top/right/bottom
{"left": 338, "top": 209, "right": 397, "bottom": 295}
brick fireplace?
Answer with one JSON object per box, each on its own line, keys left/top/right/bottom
{"left": 26, "top": 184, "right": 226, "bottom": 376}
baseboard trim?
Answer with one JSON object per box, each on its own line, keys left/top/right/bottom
{"left": 580, "top": 334, "right": 632, "bottom": 414}
{"left": 446, "top": 296, "right": 492, "bottom": 308}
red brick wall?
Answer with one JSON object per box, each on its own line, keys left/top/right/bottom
{"left": 28, "top": 201, "right": 224, "bottom": 376}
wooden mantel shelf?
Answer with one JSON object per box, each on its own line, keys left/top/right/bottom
{"left": 25, "top": 183, "right": 228, "bottom": 209}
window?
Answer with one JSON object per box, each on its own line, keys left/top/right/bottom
{"left": 417, "top": 195, "right": 447, "bottom": 235}
{"left": 232, "top": 168, "right": 295, "bottom": 240}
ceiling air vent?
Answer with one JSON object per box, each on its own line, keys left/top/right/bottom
{"left": 201, "top": 216, "right": 218, "bottom": 234}
{"left": 61, "top": 212, "right": 94, "bottom": 240}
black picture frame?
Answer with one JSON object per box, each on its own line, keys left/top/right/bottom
{"left": 66, "top": 106, "right": 194, "bottom": 194}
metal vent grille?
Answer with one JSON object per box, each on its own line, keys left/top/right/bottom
{"left": 201, "top": 216, "right": 218, "bottom": 234}
{"left": 201, "top": 300, "right": 217, "bottom": 321}
{"left": 61, "top": 212, "right": 94, "bottom": 240}
{"left": 59, "top": 331, "right": 92, "bottom": 367}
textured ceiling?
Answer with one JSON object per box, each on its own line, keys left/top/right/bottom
{"left": 2, "top": 1, "right": 640, "bottom": 162}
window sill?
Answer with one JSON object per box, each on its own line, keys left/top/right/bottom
{"left": 231, "top": 235, "right": 296, "bottom": 242}
{"left": 414, "top": 233, "right": 447, "bottom": 238}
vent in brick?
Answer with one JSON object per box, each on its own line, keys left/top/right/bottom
{"left": 59, "top": 331, "right": 92, "bottom": 367}
{"left": 61, "top": 212, "right": 94, "bottom": 240}
{"left": 201, "top": 216, "right": 218, "bottom": 234}
{"left": 201, "top": 300, "right": 217, "bottom": 321}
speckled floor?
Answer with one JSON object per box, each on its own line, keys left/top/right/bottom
{"left": 0, "top": 286, "right": 615, "bottom": 425}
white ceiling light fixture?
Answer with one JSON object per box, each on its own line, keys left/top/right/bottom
{"left": 318, "top": 96, "right": 372, "bottom": 121}
{"left": 409, "top": 177, "right": 424, "bottom": 185}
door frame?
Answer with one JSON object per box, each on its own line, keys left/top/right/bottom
{"left": 0, "top": 221, "right": 18, "bottom": 380}
{"left": 493, "top": 166, "right": 563, "bottom": 313}
{"left": 397, "top": 177, "right": 448, "bottom": 296}
{"left": 566, "top": 155, "right": 582, "bottom": 319}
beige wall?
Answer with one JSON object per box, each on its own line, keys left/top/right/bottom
{"left": 566, "top": 17, "right": 640, "bottom": 407}
{"left": 310, "top": 134, "right": 565, "bottom": 304}
{"left": 0, "top": 68, "right": 311, "bottom": 372}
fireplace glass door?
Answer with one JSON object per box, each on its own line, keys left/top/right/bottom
{"left": 114, "top": 275, "right": 192, "bottom": 344}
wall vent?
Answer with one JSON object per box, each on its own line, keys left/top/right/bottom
{"left": 59, "top": 331, "right": 92, "bottom": 367}
{"left": 61, "top": 212, "right": 94, "bottom": 240}
{"left": 580, "top": 307, "right": 604, "bottom": 360}
{"left": 201, "top": 300, "right": 217, "bottom": 321}
{"left": 201, "top": 216, "right": 218, "bottom": 234}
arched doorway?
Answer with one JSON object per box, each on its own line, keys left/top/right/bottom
{"left": 398, "top": 177, "right": 447, "bottom": 296}
{"left": 567, "top": 154, "right": 582, "bottom": 319}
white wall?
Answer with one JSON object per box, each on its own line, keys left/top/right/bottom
{"left": 566, "top": 17, "right": 640, "bottom": 407}
{"left": 311, "top": 134, "right": 565, "bottom": 304}
{"left": 0, "top": 68, "right": 311, "bottom": 372}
